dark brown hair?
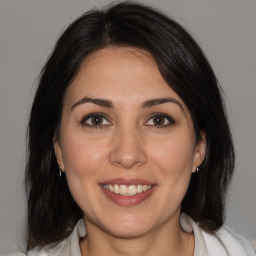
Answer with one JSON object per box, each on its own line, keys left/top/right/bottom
{"left": 25, "top": 1, "right": 234, "bottom": 249}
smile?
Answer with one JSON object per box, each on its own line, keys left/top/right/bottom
{"left": 100, "top": 179, "right": 155, "bottom": 206}
{"left": 103, "top": 184, "right": 152, "bottom": 196}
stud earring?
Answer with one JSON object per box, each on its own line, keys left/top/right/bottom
{"left": 59, "top": 166, "right": 62, "bottom": 177}
{"left": 196, "top": 167, "right": 199, "bottom": 173}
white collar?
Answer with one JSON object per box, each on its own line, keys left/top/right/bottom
{"left": 28, "top": 214, "right": 209, "bottom": 256}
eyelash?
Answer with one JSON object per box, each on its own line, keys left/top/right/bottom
{"left": 145, "top": 113, "right": 175, "bottom": 128}
{"left": 80, "top": 112, "right": 175, "bottom": 129}
{"left": 80, "top": 113, "right": 111, "bottom": 129}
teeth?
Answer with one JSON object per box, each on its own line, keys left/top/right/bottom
{"left": 137, "top": 185, "right": 143, "bottom": 193}
{"left": 109, "top": 184, "right": 114, "bottom": 192}
{"left": 114, "top": 184, "right": 119, "bottom": 194}
{"left": 120, "top": 185, "right": 128, "bottom": 195}
{"left": 103, "top": 184, "right": 152, "bottom": 196}
{"left": 128, "top": 185, "right": 137, "bottom": 196}
{"left": 142, "top": 185, "right": 148, "bottom": 192}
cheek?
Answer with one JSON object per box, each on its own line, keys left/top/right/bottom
{"left": 60, "top": 133, "right": 110, "bottom": 213}
{"left": 149, "top": 134, "right": 195, "bottom": 176}
{"left": 61, "top": 132, "right": 108, "bottom": 176}
{"left": 144, "top": 134, "right": 195, "bottom": 218}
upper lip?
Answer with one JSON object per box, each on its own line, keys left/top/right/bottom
{"left": 100, "top": 178, "right": 155, "bottom": 186}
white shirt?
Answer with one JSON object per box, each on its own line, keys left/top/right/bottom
{"left": 9, "top": 214, "right": 256, "bottom": 256}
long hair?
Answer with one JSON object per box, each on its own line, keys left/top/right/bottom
{"left": 25, "top": 1, "right": 234, "bottom": 249}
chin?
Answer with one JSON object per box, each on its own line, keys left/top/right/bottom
{"left": 98, "top": 213, "right": 158, "bottom": 238}
{"left": 106, "top": 223, "right": 153, "bottom": 239}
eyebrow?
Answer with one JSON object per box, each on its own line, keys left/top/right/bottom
{"left": 71, "top": 96, "right": 184, "bottom": 113}
{"left": 71, "top": 97, "right": 113, "bottom": 110}
{"left": 142, "top": 98, "right": 184, "bottom": 113}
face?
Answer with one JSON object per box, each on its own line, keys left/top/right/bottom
{"left": 54, "top": 47, "right": 205, "bottom": 238}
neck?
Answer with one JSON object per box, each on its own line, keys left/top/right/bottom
{"left": 80, "top": 213, "right": 194, "bottom": 256}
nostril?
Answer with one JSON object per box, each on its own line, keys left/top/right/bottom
{"left": 109, "top": 148, "right": 147, "bottom": 169}
{"left": 108, "top": 131, "right": 147, "bottom": 168}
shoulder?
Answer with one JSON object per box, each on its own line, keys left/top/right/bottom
{"left": 26, "top": 219, "right": 85, "bottom": 256}
{"left": 181, "top": 213, "right": 255, "bottom": 256}
{"left": 202, "top": 225, "right": 256, "bottom": 256}
{"left": 26, "top": 241, "right": 66, "bottom": 256}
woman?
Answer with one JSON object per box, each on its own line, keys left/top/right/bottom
{"left": 14, "top": 2, "right": 255, "bottom": 256}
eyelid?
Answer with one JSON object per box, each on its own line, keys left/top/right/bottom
{"left": 80, "top": 112, "right": 112, "bottom": 128}
{"left": 80, "top": 112, "right": 175, "bottom": 129}
{"left": 145, "top": 113, "right": 175, "bottom": 127}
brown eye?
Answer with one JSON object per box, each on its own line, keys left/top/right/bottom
{"left": 152, "top": 116, "right": 166, "bottom": 126}
{"left": 91, "top": 115, "right": 104, "bottom": 125}
{"left": 145, "top": 113, "right": 175, "bottom": 127}
{"left": 82, "top": 113, "right": 111, "bottom": 127}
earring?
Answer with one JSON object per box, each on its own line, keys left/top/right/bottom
{"left": 59, "top": 166, "right": 62, "bottom": 177}
{"left": 196, "top": 167, "right": 199, "bottom": 173}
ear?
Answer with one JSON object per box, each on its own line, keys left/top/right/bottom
{"left": 192, "top": 131, "right": 206, "bottom": 173}
{"left": 53, "top": 135, "right": 65, "bottom": 171}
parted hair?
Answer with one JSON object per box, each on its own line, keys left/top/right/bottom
{"left": 25, "top": 1, "right": 234, "bottom": 249}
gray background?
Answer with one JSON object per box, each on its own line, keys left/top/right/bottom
{"left": 0, "top": 0, "right": 255, "bottom": 254}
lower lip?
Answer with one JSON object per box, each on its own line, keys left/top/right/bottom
{"left": 100, "top": 186, "right": 155, "bottom": 206}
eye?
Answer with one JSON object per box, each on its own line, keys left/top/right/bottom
{"left": 81, "top": 113, "right": 111, "bottom": 128}
{"left": 145, "top": 113, "right": 175, "bottom": 128}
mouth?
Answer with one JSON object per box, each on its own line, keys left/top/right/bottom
{"left": 102, "top": 184, "right": 152, "bottom": 196}
{"left": 100, "top": 179, "right": 155, "bottom": 206}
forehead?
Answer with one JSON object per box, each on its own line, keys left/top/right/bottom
{"left": 65, "top": 47, "right": 186, "bottom": 109}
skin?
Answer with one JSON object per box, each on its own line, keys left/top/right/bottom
{"left": 54, "top": 47, "right": 205, "bottom": 256}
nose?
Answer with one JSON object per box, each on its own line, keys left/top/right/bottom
{"left": 109, "top": 127, "right": 147, "bottom": 169}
